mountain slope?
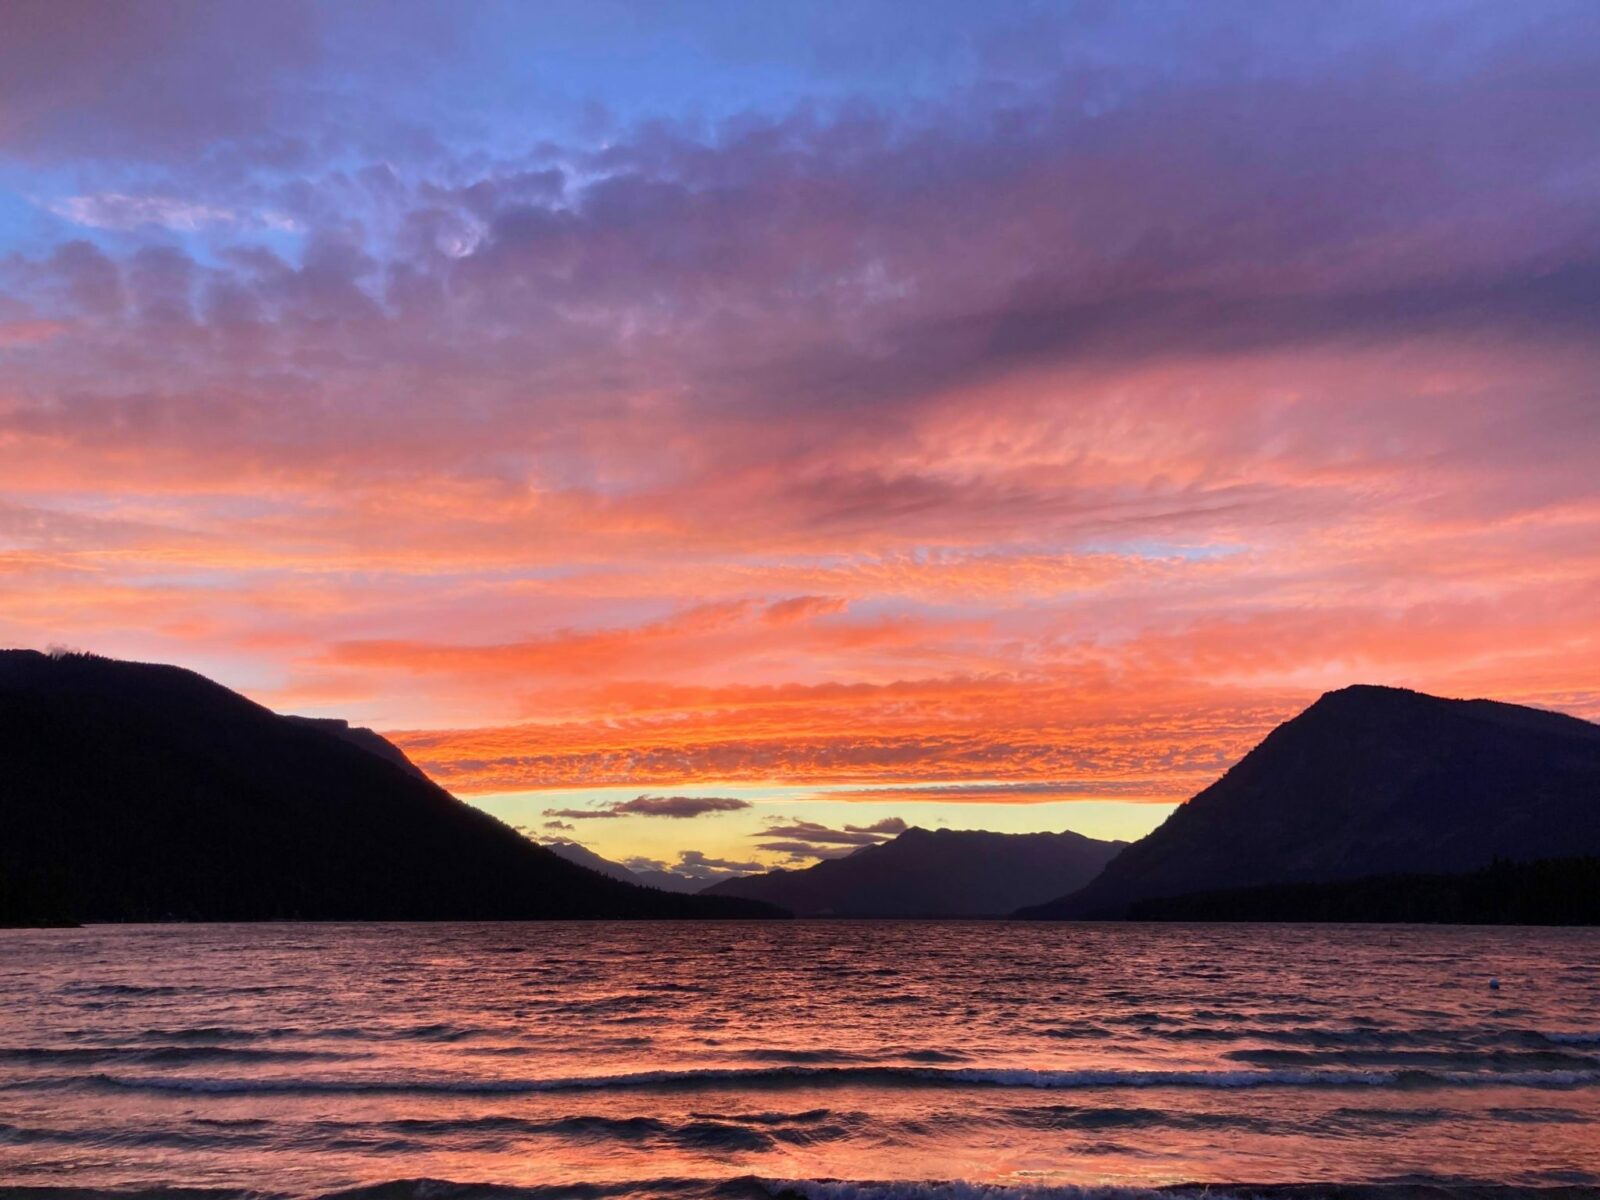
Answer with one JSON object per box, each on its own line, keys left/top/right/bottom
{"left": 0, "top": 650, "right": 777, "bottom": 923}
{"left": 283, "top": 715, "right": 431, "bottom": 781}
{"left": 1124, "top": 857, "right": 1600, "bottom": 925}
{"left": 1019, "top": 685, "right": 1600, "bottom": 919}
{"left": 701, "top": 826, "right": 1125, "bottom": 916}
{"left": 541, "top": 840, "right": 704, "bottom": 894}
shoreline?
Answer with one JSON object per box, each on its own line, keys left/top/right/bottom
{"left": 4, "top": 1180, "right": 1600, "bottom": 1200}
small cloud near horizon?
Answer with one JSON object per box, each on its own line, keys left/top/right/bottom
{"left": 754, "top": 840, "right": 860, "bottom": 861}
{"left": 542, "top": 794, "right": 753, "bottom": 820}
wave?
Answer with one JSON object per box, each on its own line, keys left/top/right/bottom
{"left": 1050, "top": 1024, "right": 1600, "bottom": 1053}
{"left": 997, "top": 1104, "right": 1274, "bottom": 1133}
{"left": 0, "top": 1110, "right": 860, "bottom": 1157}
{"left": 0, "top": 1045, "right": 351, "bottom": 1066}
{"left": 120, "top": 1022, "right": 492, "bottom": 1044}
{"left": 1221, "top": 1048, "right": 1600, "bottom": 1071}
{"left": 132, "top": 1024, "right": 302, "bottom": 1042}
{"left": 56, "top": 982, "right": 298, "bottom": 997}
{"left": 377, "top": 1114, "right": 801, "bottom": 1153}
{"left": 46, "top": 1062, "right": 1600, "bottom": 1097}
{"left": 944, "top": 1066, "right": 1600, "bottom": 1091}
{"left": 0, "top": 1119, "right": 279, "bottom": 1151}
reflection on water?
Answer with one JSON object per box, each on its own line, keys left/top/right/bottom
{"left": 1, "top": 921, "right": 1598, "bottom": 1198}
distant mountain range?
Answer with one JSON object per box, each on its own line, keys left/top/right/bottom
{"left": 541, "top": 840, "right": 704, "bottom": 894}
{"left": 1020, "top": 685, "right": 1600, "bottom": 919}
{"left": 0, "top": 651, "right": 776, "bottom": 924}
{"left": 701, "top": 826, "right": 1125, "bottom": 916}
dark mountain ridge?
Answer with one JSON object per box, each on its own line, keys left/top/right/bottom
{"left": 0, "top": 650, "right": 777, "bottom": 924}
{"left": 1125, "top": 856, "right": 1600, "bottom": 925}
{"left": 702, "top": 825, "right": 1125, "bottom": 916}
{"left": 282, "top": 715, "right": 431, "bottom": 780}
{"left": 1019, "top": 684, "right": 1600, "bottom": 919}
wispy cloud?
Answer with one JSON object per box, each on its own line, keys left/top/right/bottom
{"left": 44, "top": 193, "right": 299, "bottom": 233}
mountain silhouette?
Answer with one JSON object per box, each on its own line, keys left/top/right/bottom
{"left": 1124, "top": 856, "right": 1600, "bottom": 924}
{"left": 1019, "top": 685, "right": 1600, "bottom": 919}
{"left": 282, "top": 715, "right": 432, "bottom": 780}
{"left": 0, "top": 650, "right": 778, "bottom": 924}
{"left": 541, "top": 840, "right": 705, "bottom": 893}
{"left": 701, "top": 826, "right": 1125, "bottom": 916}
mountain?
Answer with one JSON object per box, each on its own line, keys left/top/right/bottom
{"left": 283, "top": 715, "right": 431, "bottom": 781}
{"left": 631, "top": 867, "right": 713, "bottom": 893}
{"left": 541, "top": 839, "right": 645, "bottom": 884}
{"left": 1019, "top": 685, "right": 1600, "bottom": 919}
{"left": 700, "top": 826, "right": 1125, "bottom": 916}
{"left": 0, "top": 650, "right": 778, "bottom": 924}
{"left": 1124, "top": 857, "right": 1600, "bottom": 925}
{"left": 541, "top": 840, "right": 704, "bottom": 894}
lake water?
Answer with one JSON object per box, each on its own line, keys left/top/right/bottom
{"left": 2, "top": 922, "right": 1598, "bottom": 1199}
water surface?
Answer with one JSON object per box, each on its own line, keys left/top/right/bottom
{"left": 2, "top": 921, "right": 1598, "bottom": 1198}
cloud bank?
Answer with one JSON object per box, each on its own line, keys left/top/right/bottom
{"left": 2, "top": 3, "right": 1599, "bottom": 867}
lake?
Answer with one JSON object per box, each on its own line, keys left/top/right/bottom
{"left": 2, "top": 921, "right": 1598, "bottom": 1198}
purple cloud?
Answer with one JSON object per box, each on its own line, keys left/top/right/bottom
{"left": 760, "top": 817, "right": 903, "bottom": 846}
{"left": 612, "top": 794, "right": 752, "bottom": 818}
{"left": 754, "top": 841, "right": 862, "bottom": 862}
{"left": 542, "top": 795, "right": 750, "bottom": 820}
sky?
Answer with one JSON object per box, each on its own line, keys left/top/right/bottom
{"left": 3, "top": 0, "right": 1599, "bottom": 884}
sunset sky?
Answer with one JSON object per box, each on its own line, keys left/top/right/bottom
{"left": 3, "top": 1, "right": 1599, "bottom": 881}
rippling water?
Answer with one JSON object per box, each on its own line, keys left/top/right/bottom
{"left": 2, "top": 922, "right": 1598, "bottom": 1199}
